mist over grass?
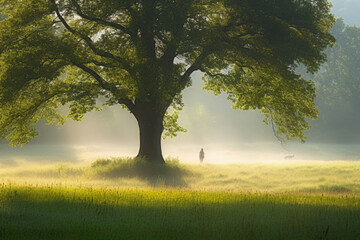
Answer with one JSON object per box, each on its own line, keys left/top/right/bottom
{"left": 1, "top": 158, "right": 360, "bottom": 239}
{"left": 1, "top": 158, "right": 360, "bottom": 194}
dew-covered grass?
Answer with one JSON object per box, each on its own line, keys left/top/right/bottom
{"left": 1, "top": 158, "right": 360, "bottom": 239}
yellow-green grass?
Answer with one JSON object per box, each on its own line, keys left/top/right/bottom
{"left": 1, "top": 158, "right": 360, "bottom": 239}
{"left": 1, "top": 158, "right": 360, "bottom": 193}
{"left": 1, "top": 184, "right": 360, "bottom": 240}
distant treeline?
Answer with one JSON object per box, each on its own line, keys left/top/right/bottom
{"left": 301, "top": 19, "right": 360, "bottom": 143}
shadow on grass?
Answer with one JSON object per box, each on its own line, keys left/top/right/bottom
{"left": 90, "top": 157, "right": 191, "bottom": 187}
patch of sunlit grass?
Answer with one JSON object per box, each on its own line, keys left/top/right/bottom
{"left": 1, "top": 159, "right": 360, "bottom": 194}
{"left": 1, "top": 159, "right": 360, "bottom": 239}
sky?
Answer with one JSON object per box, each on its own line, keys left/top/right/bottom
{"left": 330, "top": 0, "right": 360, "bottom": 25}
{"left": 1, "top": 0, "right": 360, "bottom": 165}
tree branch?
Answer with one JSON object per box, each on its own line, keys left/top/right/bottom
{"left": 204, "top": 71, "right": 227, "bottom": 78}
{"left": 51, "top": 0, "right": 132, "bottom": 72}
{"left": 161, "top": 42, "right": 178, "bottom": 64}
{"left": 14, "top": 92, "right": 59, "bottom": 125}
{"left": 180, "top": 50, "right": 210, "bottom": 84}
{"left": 73, "top": 61, "right": 136, "bottom": 112}
{"left": 73, "top": 62, "right": 117, "bottom": 90}
{"left": 118, "top": 98, "right": 136, "bottom": 114}
{"left": 230, "top": 32, "right": 256, "bottom": 40}
{"left": 90, "top": 60, "right": 117, "bottom": 68}
{"left": 70, "top": 0, "right": 132, "bottom": 36}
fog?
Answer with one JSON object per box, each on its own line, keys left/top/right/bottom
{"left": 1, "top": 0, "right": 360, "bottom": 165}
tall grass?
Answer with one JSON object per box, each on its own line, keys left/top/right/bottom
{"left": 1, "top": 158, "right": 360, "bottom": 239}
{"left": 1, "top": 184, "right": 359, "bottom": 240}
{"left": 1, "top": 158, "right": 360, "bottom": 193}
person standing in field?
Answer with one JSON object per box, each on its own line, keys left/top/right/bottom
{"left": 199, "top": 148, "right": 204, "bottom": 163}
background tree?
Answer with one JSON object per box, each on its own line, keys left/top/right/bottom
{"left": 304, "top": 19, "right": 360, "bottom": 143}
{"left": 0, "top": 0, "right": 334, "bottom": 163}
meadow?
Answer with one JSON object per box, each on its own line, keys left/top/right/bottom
{"left": 1, "top": 158, "right": 360, "bottom": 239}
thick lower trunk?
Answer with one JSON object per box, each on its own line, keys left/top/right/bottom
{"left": 134, "top": 104, "right": 165, "bottom": 164}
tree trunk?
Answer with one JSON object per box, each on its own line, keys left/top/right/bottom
{"left": 134, "top": 102, "right": 166, "bottom": 164}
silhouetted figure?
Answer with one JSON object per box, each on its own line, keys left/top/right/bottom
{"left": 199, "top": 148, "right": 204, "bottom": 163}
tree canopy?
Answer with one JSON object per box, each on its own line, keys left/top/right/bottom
{"left": 0, "top": 0, "right": 335, "bottom": 163}
{"left": 304, "top": 19, "right": 360, "bottom": 143}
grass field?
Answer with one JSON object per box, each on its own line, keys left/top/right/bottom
{"left": 1, "top": 158, "right": 360, "bottom": 239}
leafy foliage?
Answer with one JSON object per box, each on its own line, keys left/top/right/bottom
{"left": 316, "top": 19, "right": 360, "bottom": 107}
{"left": 298, "top": 19, "right": 360, "bottom": 142}
{"left": 0, "top": 0, "right": 335, "bottom": 147}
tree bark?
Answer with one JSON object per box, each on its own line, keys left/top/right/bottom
{"left": 133, "top": 102, "right": 166, "bottom": 164}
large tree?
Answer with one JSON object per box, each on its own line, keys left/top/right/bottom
{"left": 0, "top": 0, "right": 334, "bottom": 163}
